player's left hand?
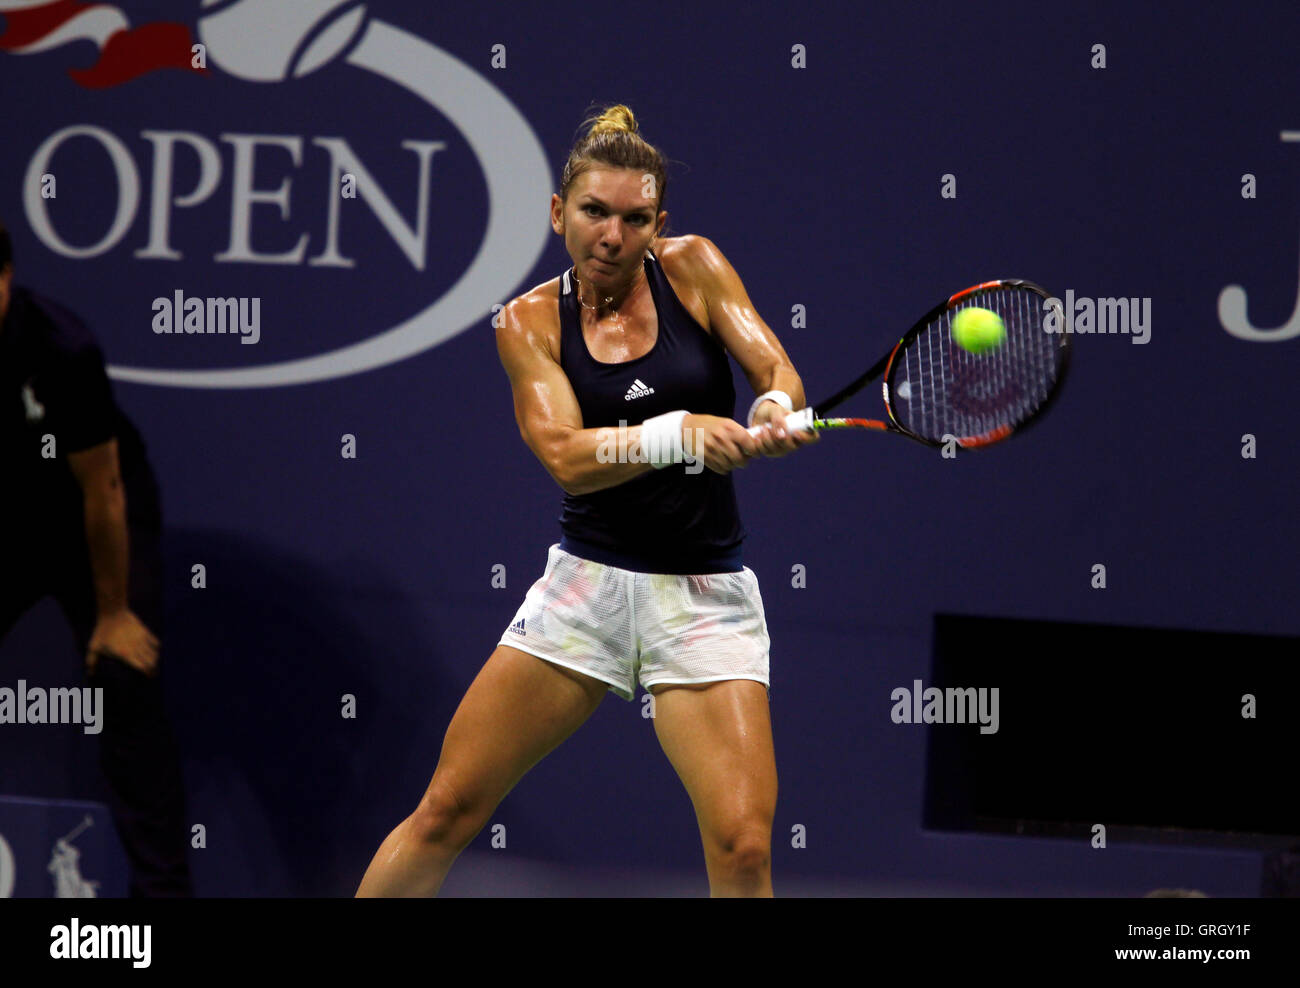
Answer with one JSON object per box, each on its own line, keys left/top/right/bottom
{"left": 751, "top": 402, "right": 819, "bottom": 458}
{"left": 87, "top": 610, "right": 160, "bottom": 677}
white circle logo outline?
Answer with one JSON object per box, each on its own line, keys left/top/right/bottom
{"left": 107, "top": 15, "right": 550, "bottom": 388}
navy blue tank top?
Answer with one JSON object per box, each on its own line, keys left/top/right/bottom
{"left": 557, "top": 249, "right": 745, "bottom": 574}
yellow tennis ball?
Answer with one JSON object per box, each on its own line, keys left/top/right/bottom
{"left": 951, "top": 307, "right": 1006, "bottom": 354}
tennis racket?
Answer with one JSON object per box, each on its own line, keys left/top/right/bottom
{"left": 748, "top": 278, "right": 1070, "bottom": 449}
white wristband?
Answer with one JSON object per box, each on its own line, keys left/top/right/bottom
{"left": 640, "top": 410, "right": 689, "bottom": 469}
{"left": 746, "top": 390, "right": 793, "bottom": 427}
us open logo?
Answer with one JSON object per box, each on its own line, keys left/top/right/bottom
{"left": 3, "top": 0, "right": 551, "bottom": 387}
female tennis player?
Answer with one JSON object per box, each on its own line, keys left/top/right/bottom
{"left": 356, "top": 104, "right": 817, "bottom": 897}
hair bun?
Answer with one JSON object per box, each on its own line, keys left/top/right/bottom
{"left": 560, "top": 103, "right": 667, "bottom": 219}
{"left": 589, "top": 104, "right": 637, "bottom": 137}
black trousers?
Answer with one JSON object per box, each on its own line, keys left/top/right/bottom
{"left": 1, "top": 495, "right": 192, "bottom": 897}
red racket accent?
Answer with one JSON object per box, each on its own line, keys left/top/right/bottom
{"left": 952, "top": 424, "right": 1014, "bottom": 448}
{"left": 839, "top": 419, "right": 888, "bottom": 430}
{"left": 947, "top": 281, "right": 1003, "bottom": 306}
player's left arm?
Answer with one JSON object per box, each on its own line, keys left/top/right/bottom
{"left": 67, "top": 438, "right": 157, "bottom": 675}
{"left": 66, "top": 435, "right": 160, "bottom": 681}
{"left": 686, "top": 236, "right": 817, "bottom": 450}
{"left": 67, "top": 438, "right": 129, "bottom": 615}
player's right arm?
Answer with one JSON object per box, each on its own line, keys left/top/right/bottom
{"left": 496, "top": 296, "right": 757, "bottom": 495}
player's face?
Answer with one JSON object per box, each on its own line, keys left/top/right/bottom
{"left": 552, "top": 167, "right": 665, "bottom": 289}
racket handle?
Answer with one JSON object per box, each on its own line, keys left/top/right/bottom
{"left": 745, "top": 406, "right": 816, "bottom": 438}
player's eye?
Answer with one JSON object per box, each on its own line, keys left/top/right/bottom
{"left": 583, "top": 206, "right": 648, "bottom": 223}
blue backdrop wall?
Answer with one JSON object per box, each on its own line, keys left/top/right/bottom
{"left": 1, "top": 0, "right": 1296, "bottom": 896}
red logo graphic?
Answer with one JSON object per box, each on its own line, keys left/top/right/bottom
{"left": 0, "top": 0, "right": 206, "bottom": 88}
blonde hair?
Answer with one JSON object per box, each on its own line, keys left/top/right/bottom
{"left": 559, "top": 104, "right": 670, "bottom": 220}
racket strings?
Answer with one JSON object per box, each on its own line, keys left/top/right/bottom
{"left": 891, "top": 286, "right": 1063, "bottom": 443}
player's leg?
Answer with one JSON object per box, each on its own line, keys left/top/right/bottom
{"left": 637, "top": 566, "right": 775, "bottom": 896}
{"left": 355, "top": 643, "right": 608, "bottom": 897}
{"left": 52, "top": 523, "right": 193, "bottom": 897}
{"left": 649, "top": 679, "right": 777, "bottom": 897}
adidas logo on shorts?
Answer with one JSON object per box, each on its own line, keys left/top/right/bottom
{"left": 508, "top": 617, "right": 526, "bottom": 635}
{"left": 624, "top": 378, "right": 655, "bottom": 401}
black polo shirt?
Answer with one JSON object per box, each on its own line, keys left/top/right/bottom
{"left": 0, "top": 285, "right": 156, "bottom": 546}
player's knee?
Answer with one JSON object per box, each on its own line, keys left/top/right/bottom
{"left": 409, "top": 781, "right": 481, "bottom": 847}
{"left": 729, "top": 842, "right": 770, "bottom": 878}
{"left": 714, "top": 828, "right": 771, "bottom": 877}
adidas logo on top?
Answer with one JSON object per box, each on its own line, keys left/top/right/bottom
{"left": 624, "top": 379, "right": 655, "bottom": 401}
{"left": 508, "top": 617, "right": 526, "bottom": 635}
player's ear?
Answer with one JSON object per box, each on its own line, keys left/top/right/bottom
{"left": 551, "top": 193, "right": 566, "bottom": 233}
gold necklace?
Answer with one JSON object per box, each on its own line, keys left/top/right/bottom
{"left": 573, "top": 264, "right": 644, "bottom": 315}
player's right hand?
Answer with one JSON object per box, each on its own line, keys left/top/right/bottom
{"left": 750, "top": 420, "right": 820, "bottom": 458}
{"left": 682, "top": 414, "right": 761, "bottom": 475}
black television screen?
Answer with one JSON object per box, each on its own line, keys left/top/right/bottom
{"left": 923, "top": 614, "right": 1299, "bottom": 846}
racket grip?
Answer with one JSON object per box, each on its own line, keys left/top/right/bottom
{"left": 745, "top": 406, "right": 816, "bottom": 438}
{"left": 784, "top": 407, "right": 816, "bottom": 433}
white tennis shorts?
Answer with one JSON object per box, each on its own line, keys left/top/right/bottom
{"left": 497, "top": 543, "right": 770, "bottom": 702}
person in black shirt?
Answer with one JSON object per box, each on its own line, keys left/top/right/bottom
{"left": 0, "top": 219, "right": 192, "bottom": 897}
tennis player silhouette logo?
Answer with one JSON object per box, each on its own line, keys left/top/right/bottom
{"left": 20, "top": 380, "right": 45, "bottom": 422}
{"left": 47, "top": 815, "right": 99, "bottom": 898}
